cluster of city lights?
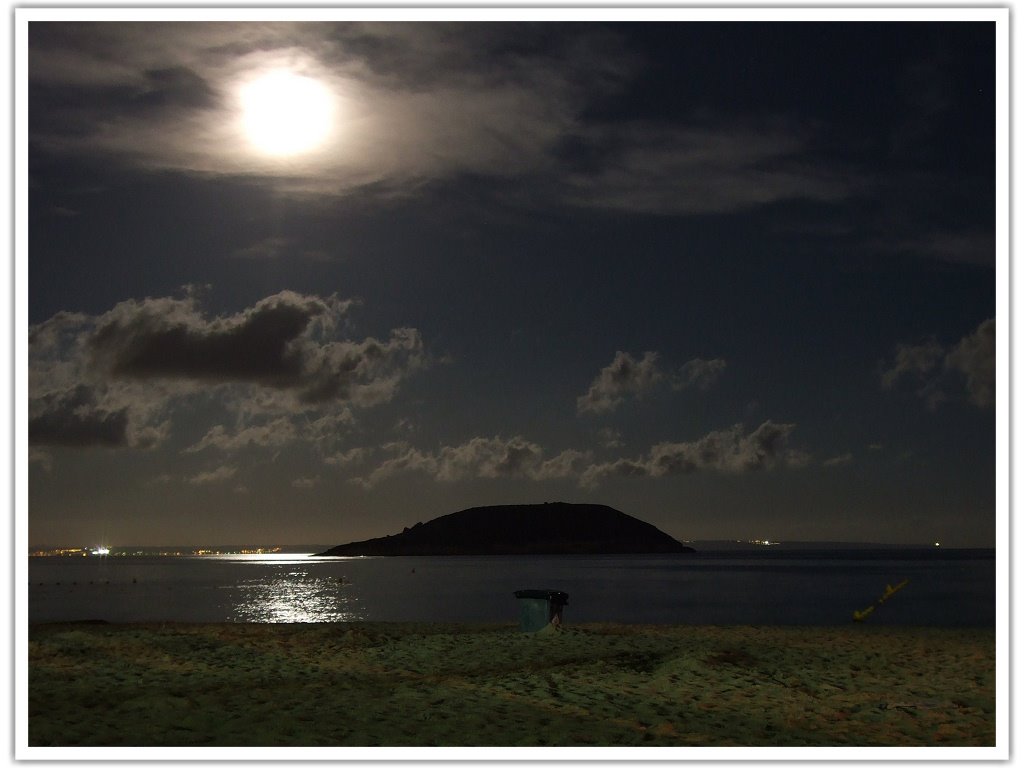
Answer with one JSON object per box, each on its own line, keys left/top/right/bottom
{"left": 30, "top": 546, "right": 283, "bottom": 557}
{"left": 193, "top": 548, "right": 283, "bottom": 556}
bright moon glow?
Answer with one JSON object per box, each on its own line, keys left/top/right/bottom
{"left": 240, "top": 71, "right": 334, "bottom": 156}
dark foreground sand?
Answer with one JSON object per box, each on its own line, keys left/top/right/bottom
{"left": 28, "top": 622, "right": 994, "bottom": 747}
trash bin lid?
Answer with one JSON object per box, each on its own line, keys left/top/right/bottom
{"left": 514, "top": 589, "right": 569, "bottom": 604}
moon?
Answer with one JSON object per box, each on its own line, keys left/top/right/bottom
{"left": 240, "top": 70, "right": 335, "bottom": 157}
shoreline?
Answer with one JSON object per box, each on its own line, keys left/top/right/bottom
{"left": 28, "top": 621, "right": 995, "bottom": 747}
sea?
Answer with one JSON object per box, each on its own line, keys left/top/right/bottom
{"left": 27, "top": 546, "right": 996, "bottom": 627}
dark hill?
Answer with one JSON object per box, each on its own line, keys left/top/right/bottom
{"left": 314, "top": 503, "right": 694, "bottom": 556}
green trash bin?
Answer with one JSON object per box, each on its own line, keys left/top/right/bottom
{"left": 514, "top": 589, "right": 569, "bottom": 632}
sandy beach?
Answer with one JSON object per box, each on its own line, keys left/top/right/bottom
{"left": 28, "top": 621, "right": 995, "bottom": 747}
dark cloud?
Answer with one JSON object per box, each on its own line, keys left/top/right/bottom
{"left": 29, "top": 290, "right": 427, "bottom": 455}
{"left": 79, "top": 290, "right": 423, "bottom": 406}
{"left": 29, "top": 43, "right": 217, "bottom": 141}
{"left": 28, "top": 385, "right": 129, "bottom": 447}
{"left": 88, "top": 291, "right": 330, "bottom": 387}
{"left": 133, "top": 66, "right": 218, "bottom": 113}
{"left": 580, "top": 421, "right": 806, "bottom": 488}
{"left": 28, "top": 311, "right": 176, "bottom": 449}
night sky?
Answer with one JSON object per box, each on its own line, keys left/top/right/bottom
{"left": 26, "top": 18, "right": 998, "bottom": 547}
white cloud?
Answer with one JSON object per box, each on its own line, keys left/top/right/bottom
{"left": 578, "top": 351, "right": 726, "bottom": 416}
{"left": 945, "top": 318, "right": 995, "bottom": 408}
{"left": 880, "top": 338, "right": 945, "bottom": 391}
{"left": 352, "top": 421, "right": 806, "bottom": 490}
{"left": 354, "top": 436, "right": 590, "bottom": 489}
{"left": 534, "top": 449, "right": 592, "bottom": 481}
{"left": 872, "top": 230, "right": 995, "bottom": 267}
{"left": 185, "top": 418, "right": 298, "bottom": 453}
{"left": 577, "top": 351, "right": 663, "bottom": 415}
{"left": 561, "top": 121, "right": 862, "bottom": 215}
{"left": 596, "top": 427, "right": 623, "bottom": 449}
{"left": 187, "top": 465, "right": 237, "bottom": 485}
{"left": 881, "top": 319, "right": 995, "bottom": 409}
{"left": 674, "top": 358, "right": 727, "bottom": 391}
{"left": 323, "top": 446, "right": 371, "bottom": 467}
{"left": 231, "top": 236, "right": 292, "bottom": 260}
{"left": 580, "top": 421, "right": 806, "bottom": 488}
{"left": 228, "top": 237, "right": 332, "bottom": 263}
{"left": 29, "top": 448, "right": 53, "bottom": 472}
{"left": 823, "top": 453, "right": 854, "bottom": 467}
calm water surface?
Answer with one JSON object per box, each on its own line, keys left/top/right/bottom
{"left": 28, "top": 550, "right": 995, "bottom": 626}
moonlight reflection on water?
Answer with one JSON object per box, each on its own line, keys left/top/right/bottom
{"left": 230, "top": 574, "right": 362, "bottom": 623}
{"left": 217, "top": 555, "right": 363, "bottom": 623}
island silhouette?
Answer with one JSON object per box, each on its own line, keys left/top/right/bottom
{"left": 314, "top": 502, "right": 694, "bottom": 556}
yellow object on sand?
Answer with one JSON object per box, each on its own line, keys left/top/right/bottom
{"left": 853, "top": 579, "right": 910, "bottom": 621}
{"left": 879, "top": 579, "right": 909, "bottom": 603}
{"left": 853, "top": 605, "right": 875, "bottom": 622}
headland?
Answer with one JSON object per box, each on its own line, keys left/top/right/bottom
{"left": 315, "top": 502, "right": 694, "bottom": 556}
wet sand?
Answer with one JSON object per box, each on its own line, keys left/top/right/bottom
{"left": 28, "top": 622, "right": 995, "bottom": 747}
